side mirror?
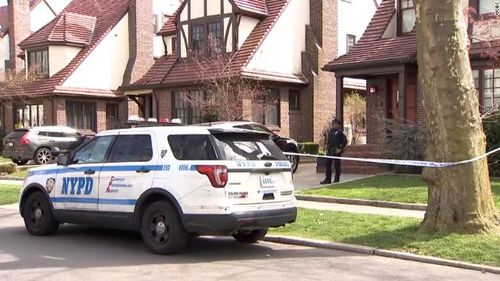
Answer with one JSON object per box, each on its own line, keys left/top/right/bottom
{"left": 51, "top": 147, "right": 61, "bottom": 158}
{"left": 56, "top": 155, "right": 71, "bottom": 166}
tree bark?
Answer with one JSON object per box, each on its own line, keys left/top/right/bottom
{"left": 414, "top": 0, "right": 500, "bottom": 233}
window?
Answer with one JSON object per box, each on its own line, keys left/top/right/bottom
{"left": 172, "top": 36, "right": 177, "bottom": 52}
{"left": 398, "top": 0, "right": 415, "bottom": 34}
{"left": 27, "top": 49, "right": 49, "bottom": 77}
{"left": 208, "top": 22, "right": 222, "bottom": 49}
{"left": 15, "top": 104, "right": 43, "bottom": 128}
{"left": 168, "top": 135, "right": 217, "bottom": 160}
{"left": 253, "top": 89, "right": 280, "bottom": 126}
{"left": 289, "top": 90, "right": 300, "bottom": 111}
{"left": 211, "top": 133, "right": 287, "bottom": 161}
{"left": 106, "top": 103, "right": 119, "bottom": 119}
{"left": 472, "top": 68, "right": 500, "bottom": 112}
{"left": 66, "top": 101, "right": 96, "bottom": 131}
{"left": 108, "top": 135, "right": 153, "bottom": 162}
{"left": 172, "top": 90, "right": 206, "bottom": 124}
{"left": 191, "top": 24, "right": 204, "bottom": 51}
{"left": 346, "top": 34, "right": 356, "bottom": 52}
{"left": 73, "top": 136, "right": 115, "bottom": 164}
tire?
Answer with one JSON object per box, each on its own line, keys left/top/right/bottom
{"left": 12, "top": 159, "right": 29, "bottom": 165}
{"left": 232, "top": 228, "right": 268, "bottom": 243}
{"left": 22, "top": 192, "right": 59, "bottom": 236}
{"left": 286, "top": 152, "right": 300, "bottom": 173}
{"left": 34, "top": 147, "right": 53, "bottom": 165}
{"left": 140, "top": 201, "right": 188, "bottom": 255}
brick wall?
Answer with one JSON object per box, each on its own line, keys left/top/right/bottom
{"left": 96, "top": 101, "right": 106, "bottom": 132}
{"left": 123, "top": 0, "right": 154, "bottom": 85}
{"left": 3, "top": 102, "right": 13, "bottom": 133}
{"left": 279, "top": 87, "right": 290, "bottom": 137}
{"left": 128, "top": 99, "right": 139, "bottom": 117}
{"left": 54, "top": 98, "right": 67, "bottom": 126}
{"left": 154, "top": 88, "right": 172, "bottom": 119}
{"left": 8, "top": 0, "right": 30, "bottom": 71}
{"left": 42, "top": 98, "right": 53, "bottom": 125}
{"left": 366, "top": 78, "right": 387, "bottom": 144}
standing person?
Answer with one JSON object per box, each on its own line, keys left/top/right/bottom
{"left": 321, "top": 118, "right": 348, "bottom": 184}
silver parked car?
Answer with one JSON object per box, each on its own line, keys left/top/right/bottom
{"left": 2, "top": 126, "right": 86, "bottom": 165}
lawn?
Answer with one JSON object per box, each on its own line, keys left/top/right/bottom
{"left": 0, "top": 184, "right": 21, "bottom": 205}
{"left": 301, "top": 175, "right": 500, "bottom": 208}
{"left": 0, "top": 157, "right": 10, "bottom": 163}
{"left": 8, "top": 169, "right": 29, "bottom": 179}
{"left": 271, "top": 208, "right": 500, "bottom": 267}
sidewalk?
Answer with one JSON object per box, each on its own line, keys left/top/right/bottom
{"left": 298, "top": 200, "right": 425, "bottom": 218}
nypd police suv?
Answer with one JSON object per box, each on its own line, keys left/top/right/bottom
{"left": 19, "top": 126, "right": 297, "bottom": 254}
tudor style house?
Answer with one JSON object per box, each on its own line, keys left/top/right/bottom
{"left": 0, "top": 0, "right": 179, "bottom": 133}
{"left": 323, "top": 0, "right": 500, "bottom": 173}
{"left": 124, "top": 0, "right": 379, "bottom": 142}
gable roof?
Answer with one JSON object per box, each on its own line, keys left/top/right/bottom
{"left": 324, "top": 0, "right": 418, "bottom": 72}
{"left": 2, "top": 0, "right": 129, "bottom": 98}
{"left": 20, "top": 12, "right": 97, "bottom": 48}
{"left": 128, "top": 0, "right": 288, "bottom": 90}
{"left": 233, "top": 0, "right": 268, "bottom": 17}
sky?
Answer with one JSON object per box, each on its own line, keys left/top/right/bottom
{"left": 0, "top": 0, "right": 5, "bottom": 7}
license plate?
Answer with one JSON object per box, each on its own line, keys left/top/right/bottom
{"left": 6, "top": 143, "right": 13, "bottom": 147}
{"left": 260, "top": 175, "right": 274, "bottom": 187}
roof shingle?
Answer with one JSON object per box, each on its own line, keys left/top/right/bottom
{"left": 47, "top": 12, "right": 97, "bottom": 46}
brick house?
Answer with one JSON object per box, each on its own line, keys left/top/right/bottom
{"left": 124, "top": 0, "right": 379, "bottom": 142}
{"left": 323, "top": 0, "right": 500, "bottom": 173}
{"left": 0, "top": 0, "right": 179, "bottom": 133}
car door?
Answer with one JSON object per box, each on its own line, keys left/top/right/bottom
{"left": 52, "top": 135, "right": 115, "bottom": 211}
{"left": 98, "top": 132, "right": 158, "bottom": 213}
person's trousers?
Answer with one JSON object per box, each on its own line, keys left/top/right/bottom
{"left": 325, "top": 157, "right": 341, "bottom": 182}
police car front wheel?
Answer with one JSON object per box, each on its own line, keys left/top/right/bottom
{"left": 22, "top": 192, "right": 59, "bottom": 236}
{"left": 140, "top": 201, "right": 188, "bottom": 255}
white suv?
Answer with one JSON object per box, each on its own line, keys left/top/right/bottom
{"left": 19, "top": 126, "right": 297, "bottom": 254}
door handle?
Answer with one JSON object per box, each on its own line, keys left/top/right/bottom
{"left": 84, "top": 169, "right": 95, "bottom": 175}
{"left": 136, "top": 167, "right": 150, "bottom": 173}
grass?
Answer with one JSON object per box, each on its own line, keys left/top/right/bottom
{"left": 0, "top": 184, "right": 21, "bottom": 205}
{"left": 271, "top": 208, "right": 500, "bottom": 267}
{"left": 8, "top": 169, "right": 29, "bottom": 179}
{"left": 0, "top": 157, "right": 10, "bottom": 163}
{"left": 301, "top": 175, "right": 500, "bottom": 208}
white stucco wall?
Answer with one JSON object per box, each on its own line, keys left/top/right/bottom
{"left": 246, "top": 0, "right": 309, "bottom": 75}
{"left": 63, "top": 15, "right": 129, "bottom": 90}
{"left": 191, "top": 0, "right": 204, "bottom": 19}
{"left": 165, "top": 35, "right": 174, "bottom": 54}
{"left": 207, "top": 0, "right": 221, "bottom": 16}
{"left": 48, "top": 45, "right": 81, "bottom": 77}
{"left": 224, "top": 17, "right": 232, "bottom": 52}
{"left": 181, "top": 24, "right": 188, "bottom": 57}
{"left": 338, "top": 0, "right": 380, "bottom": 56}
{"left": 30, "top": 0, "right": 71, "bottom": 32}
{"left": 153, "top": 0, "right": 181, "bottom": 57}
{"left": 238, "top": 16, "right": 259, "bottom": 48}
{"left": 0, "top": 34, "right": 8, "bottom": 81}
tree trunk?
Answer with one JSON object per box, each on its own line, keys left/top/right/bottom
{"left": 414, "top": 0, "right": 500, "bottom": 233}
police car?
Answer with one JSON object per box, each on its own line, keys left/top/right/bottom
{"left": 19, "top": 126, "right": 297, "bottom": 254}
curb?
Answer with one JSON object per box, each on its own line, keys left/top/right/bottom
{"left": 295, "top": 195, "right": 427, "bottom": 211}
{"left": 264, "top": 235, "right": 500, "bottom": 275}
{"left": 0, "top": 177, "right": 25, "bottom": 181}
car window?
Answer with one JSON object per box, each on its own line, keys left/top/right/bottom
{"left": 108, "top": 135, "right": 153, "bottom": 162}
{"left": 168, "top": 135, "right": 217, "bottom": 160}
{"left": 47, "top": 132, "right": 64, "bottom": 137}
{"left": 73, "top": 136, "right": 115, "bottom": 164}
{"left": 63, "top": 132, "right": 80, "bottom": 138}
{"left": 212, "top": 133, "right": 286, "bottom": 161}
{"left": 250, "top": 124, "right": 273, "bottom": 134}
{"left": 37, "top": 131, "right": 49, "bottom": 136}
{"left": 234, "top": 125, "right": 254, "bottom": 130}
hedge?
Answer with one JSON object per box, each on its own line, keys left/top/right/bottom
{"left": 298, "top": 142, "right": 319, "bottom": 155}
{"left": 483, "top": 112, "right": 500, "bottom": 177}
{"left": 0, "top": 163, "right": 17, "bottom": 174}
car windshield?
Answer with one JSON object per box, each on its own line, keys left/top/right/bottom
{"left": 212, "top": 133, "right": 287, "bottom": 161}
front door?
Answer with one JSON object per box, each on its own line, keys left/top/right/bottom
{"left": 52, "top": 136, "right": 115, "bottom": 211}
{"left": 98, "top": 132, "right": 158, "bottom": 213}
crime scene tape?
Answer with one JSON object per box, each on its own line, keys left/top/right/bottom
{"left": 283, "top": 147, "right": 500, "bottom": 168}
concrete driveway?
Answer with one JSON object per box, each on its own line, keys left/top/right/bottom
{"left": 293, "top": 162, "right": 369, "bottom": 191}
{"left": 0, "top": 207, "right": 497, "bottom": 281}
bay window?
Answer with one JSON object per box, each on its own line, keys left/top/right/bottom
{"left": 398, "top": 0, "right": 416, "bottom": 34}
{"left": 27, "top": 49, "right": 49, "bottom": 77}
{"left": 472, "top": 68, "right": 500, "bottom": 113}
{"left": 253, "top": 89, "right": 280, "bottom": 126}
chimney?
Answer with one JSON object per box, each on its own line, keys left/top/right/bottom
{"left": 123, "top": 0, "right": 154, "bottom": 85}
{"left": 8, "top": 0, "right": 30, "bottom": 72}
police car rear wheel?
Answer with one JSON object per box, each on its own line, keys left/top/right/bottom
{"left": 140, "top": 201, "right": 187, "bottom": 254}
{"left": 232, "top": 228, "right": 268, "bottom": 243}
{"left": 23, "top": 192, "right": 59, "bottom": 236}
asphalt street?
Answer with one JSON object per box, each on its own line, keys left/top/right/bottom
{"left": 0, "top": 207, "right": 497, "bottom": 281}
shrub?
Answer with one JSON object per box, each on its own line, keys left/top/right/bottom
{"left": 483, "top": 108, "right": 500, "bottom": 177}
{"left": 344, "top": 92, "right": 366, "bottom": 145}
{"left": 299, "top": 142, "right": 319, "bottom": 155}
{"left": 0, "top": 163, "right": 17, "bottom": 174}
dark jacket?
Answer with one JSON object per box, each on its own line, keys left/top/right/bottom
{"left": 325, "top": 128, "right": 348, "bottom": 156}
